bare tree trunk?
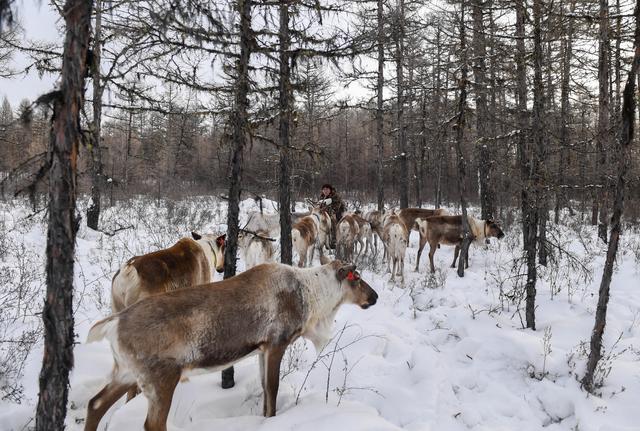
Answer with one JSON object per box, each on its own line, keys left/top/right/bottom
{"left": 123, "top": 108, "right": 133, "bottom": 191}
{"left": 279, "top": 0, "right": 292, "bottom": 265}
{"left": 614, "top": 0, "right": 622, "bottom": 116}
{"left": 417, "top": 89, "right": 427, "bottom": 208}
{"left": 596, "top": 0, "right": 611, "bottom": 243}
{"left": 582, "top": 0, "right": 639, "bottom": 391}
{"left": 471, "top": 0, "right": 494, "bottom": 220}
{"left": 87, "top": 0, "right": 103, "bottom": 231}
{"left": 555, "top": 0, "right": 575, "bottom": 224}
{"left": 515, "top": 0, "right": 536, "bottom": 330}
{"left": 376, "top": 0, "right": 384, "bottom": 211}
{"left": 221, "top": 0, "right": 252, "bottom": 390}
{"left": 454, "top": 0, "right": 472, "bottom": 278}
{"left": 434, "top": 27, "right": 443, "bottom": 208}
{"left": 533, "top": 0, "right": 548, "bottom": 267}
{"left": 395, "top": 0, "right": 408, "bottom": 209}
{"left": 35, "top": 0, "right": 93, "bottom": 429}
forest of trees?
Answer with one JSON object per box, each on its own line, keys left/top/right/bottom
{"left": 1, "top": 0, "right": 640, "bottom": 427}
{"left": 1, "top": 0, "right": 638, "bottom": 216}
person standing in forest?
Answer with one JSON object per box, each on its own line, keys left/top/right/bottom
{"left": 319, "top": 183, "right": 346, "bottom": 248}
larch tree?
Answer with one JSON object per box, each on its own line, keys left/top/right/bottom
{"left": 471, "top": 0, "right": 495, "bottom": 220}
{"left": 453, "top": 0, "right": 473, "bottom": 278}
{"left": 514, "top": 0, "right": 537, "bottom": 330}
{"left": 221, "top": 0, "right": 253, "bottom": 390}
{"left": 582, "top": 0, "right": 639, "bottom": 392}
{"left": 34, "top": 0, "right": 94, "bottom": 429}
{"left": 86, "top": 0, "right": 104, "bottom": 230}
{"left": 278, "top": 0, "right": 293, "bottom": 266}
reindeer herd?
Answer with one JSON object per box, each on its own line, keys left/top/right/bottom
{"left": 246, "top": 204, "right": 505, "bottom": 280}
{"left": 84, "top": 201, "right": 504, "bottom": 431}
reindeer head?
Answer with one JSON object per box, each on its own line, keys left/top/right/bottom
{"left": 192, "top": 232, "right": 226, "bottom": 273}
{"left": 485, "top": 220, "right": 505, "bottom": 240}
{"left": 333, "top": 261, "right": 378, "bottom": 309}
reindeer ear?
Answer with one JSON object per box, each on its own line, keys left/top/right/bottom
{"left": 191, "top": 232, "right": 202, "bottom": 240}
{"left": 336, "top": 263, "right": 357, "bottom": 281}
{"left": 216, "top": 234, "right": 226, "bottom": 247}
{"left": 320, "top": 255, "right": 332, "bottom": 265}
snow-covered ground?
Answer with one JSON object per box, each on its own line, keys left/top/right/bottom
{"left": 1, "top": 196, "right": 639, "bottom": 431}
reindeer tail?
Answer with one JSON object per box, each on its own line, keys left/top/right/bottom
{"left": 292, "top": 228, "right": 301, "bottom": 245}
{"left": 86, "top": 315, "right": 119, "bottom": 344}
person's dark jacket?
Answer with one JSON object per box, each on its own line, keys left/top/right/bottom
{"left": 319, "top": 189, "right": 346, "bottom": 221}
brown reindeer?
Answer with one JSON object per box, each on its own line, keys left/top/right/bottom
{"left": 397, "top": 208, "right": 449, "bottom": 271}
{"left": 111, "top": 232, "right": 225, "bottom": 313}
{"left": 292, "top": 208, "right": 331, "bottom": 267}
{"left": 423, "top": 215, "right": 505, "bottom": 273}
{"left": 109, "top": 232, "right": 225, "bottom": 400}
{"left": 84, "top": 260, "right": 378, "bottom": 431}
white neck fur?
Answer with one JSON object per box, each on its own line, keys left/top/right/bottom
{"left": 196, "top": 238, "right": 218, "bottom": 277}
{"left": 295, "top": 264, "right": 346, "bottom": 353}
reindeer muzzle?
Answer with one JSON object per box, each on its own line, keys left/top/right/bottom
{"left": 362, "top": 289, "right": 378, "bottom": 309}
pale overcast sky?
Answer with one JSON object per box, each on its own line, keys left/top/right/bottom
{"left": 1, "top": 1, "right": 61, "bottom": 106}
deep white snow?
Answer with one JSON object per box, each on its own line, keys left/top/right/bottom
{"left": 1, "top": 196, "right": 639, "bottom": 431}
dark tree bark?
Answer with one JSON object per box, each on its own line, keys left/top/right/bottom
{"left": 515, "top": 0, "right": 537, "bottom": 330}
{"left": 433, "top": 27, "right": 443, "bottom": 208}
{"left": 394, "top": 0, "right": 408, "bottom": 209}
{"left": 279, "top": 0, "right": 292, "bottom": 265}
{"left": 614, "top": 0, "right": 622, "bottom": 116}
{"left": 87, "top": 0, "right": 104, "bottom": 231}
{"left": 595, "top": 0, "right": 611, "bottom": 243}
{"left": 555, "top": 0, "right": 575, "bottom": 224}
{"left": 454, "top": 0, "right": 472, "bottom": 278}
{"left": 221, "top": 0, "right": 253, "bottom": 389}
{"left": 533, "top": 0, "right": 548, "bottom": 267}
{"left": 416, "top": 88, "right": 427, "bottom": 208}
{"left": 35, "top": 0, "right": 93, "bottom": 429}
{"left": 582, "top": 0, "right": 639, "bottom": 392}
{"left": 471, "top": 0, "right": 495, "bottom": 220}
{"left": 376, "top": 0, "right": 384, "bottom": 211}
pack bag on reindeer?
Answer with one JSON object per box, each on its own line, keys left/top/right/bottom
{"left": 318, "top": 183, "right": 346, "bottom": 249}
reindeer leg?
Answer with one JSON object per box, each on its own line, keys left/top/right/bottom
{"left": 415, "top": 233, "right": 427, "bottom": 272}
{"left": 390, "top": 257, "right": 396, "bottom": 281}
{"left": 373, "top": 235, "right": 378, "bottom": 256}
{"left": 429, "top": 243, "right": 436, "bottom": 273}
{"left": 452, "top": 245, "right": 460, "bottom": 268}
{"left": 85, "top": 380, "right": 135, "bottom": 431}
{"left": 142, "top": 368, "right": 180, "bottom": 431}
{"left": 259, "top": 352, "right": 265, "bottom": 391}
{"left": 263, "top": 344, "right": 287, "bottom": 417}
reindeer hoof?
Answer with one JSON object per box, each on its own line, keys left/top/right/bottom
{"left": 221, "top": 368, "right": 235, "bottom": 389}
